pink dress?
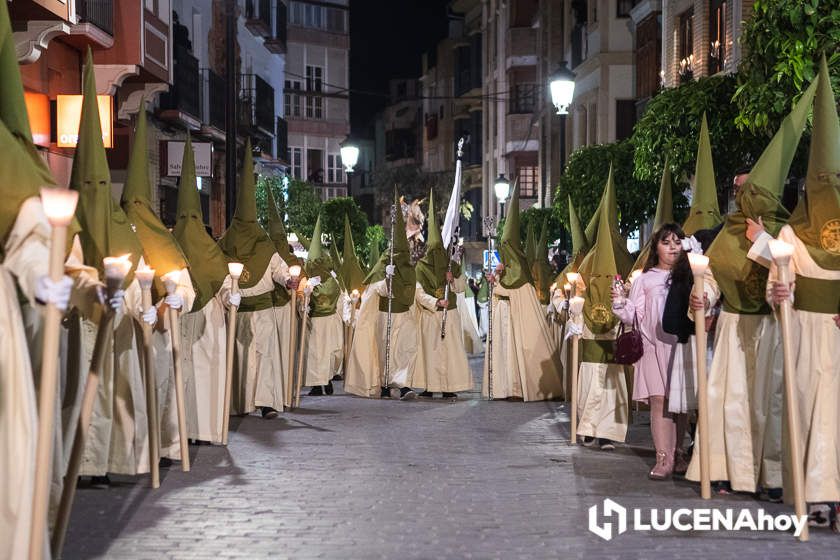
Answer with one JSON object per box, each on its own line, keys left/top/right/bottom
{"left": 612, "top": 268, "right": 695, "bottom": 410}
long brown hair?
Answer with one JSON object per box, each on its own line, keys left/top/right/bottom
{"left": 644, "top": 223, "right": 692, "bottom": 287}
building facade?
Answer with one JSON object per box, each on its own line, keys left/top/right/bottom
{"left": 284, "top": 0, "right": 350, "bottom": 201}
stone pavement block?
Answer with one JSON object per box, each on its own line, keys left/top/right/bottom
{"left": 61, "top": 356, "right": 838, "bottom": 559}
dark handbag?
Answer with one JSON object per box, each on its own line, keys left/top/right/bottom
{"left": 614, "top": 316, "right": 644, "bottom": 365}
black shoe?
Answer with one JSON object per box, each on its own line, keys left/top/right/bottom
{"left": 758, "top": 487, "right": 783, "bottom": 503}
{"left": 331, "top": 374, "right": 343, "bottom": 382}
{"left": 90, "top": 475, "right": 110, "bottom": 489}
{"left": 418, "top": 391, "right": 434, "bottom": 399}
{"left": 442, "top": 392, "right": 458, "bottom": 400}
{"left": 598, "top": 439, "right": 615, "bottom": 451}
{"left": 712, "top": 481, "right": 733, "bottom": 495}
{"left": 159, "top": 457, "right": 173, "bottom": 468}
{"left": 261, "top": 407, "right": 279, "bottom": 419}
{"left": 581, "top": 436, "right": 597, "bottom": 447}
{"left": 399, "top": 387, "right": 417, "bottom": 401}
{"left": 324, "top": 380, "right": 334, "bottom": 395}
{"left": 308, "top": 386, "right": 324, "bottom": 396}
{"left": 380, "top": 386, "right": 391, "bottom": 399}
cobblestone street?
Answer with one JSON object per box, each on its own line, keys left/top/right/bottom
{"left": 63, "top": 357, "right": 838, "bottom": 559}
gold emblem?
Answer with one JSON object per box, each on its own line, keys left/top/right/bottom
{"left": 434, "top": 287, "right": 445, "bottom": 298}
{"left": 240, "top": 266, "right": 251, "bottom": 283}
{"left": 743, "top": 265, "right": 766, "bottom": 301}
{"left": 820, "top": 219, "right": 840, "bottom": 255}
{"left": 590, "top": 303, "right": 612, "bottom": 324}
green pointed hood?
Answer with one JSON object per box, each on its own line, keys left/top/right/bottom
{"left": 173, "top": 136, "right": 229, "bottom": 310}
{"left": 122, "top": 105, "right": 188, "bottom": 284}
{"left": 498, "top": 183, "right": 532, "bottom": 289}
{"left": 416, "top": 190, "right": 458, "bottom": 309}
{"left": 531, "top": 218, "right": 554, "bottom": 305}
{"left": 578, "top": 172, "right": 620, "bottom": 338}
{"left": 339, "top": 213, "right": 366, "bottom": 294}
{"left": 70, "top": 50, "right": 142, "bottom": 286}
{"left": 633, "top": 161, "right": 676, "bottom": 271}
{"left": 707, "top": 75, "right": 818, "bottom": 312}
{"left": 365, "top": 190, "right": 416, "bottom": 312}
{"left": 265, "top": 186, "right": 298, "bottom": 265}
{"left": 368, "top": 238, "right": 381, "bottom": 270}
{"left": 682, "top": 113, "right": 722, "bottom": 235}
{"left": 790, "top": 55, "right": 840, "bottom": 270}
{"left": 328, "top": 236, "right": 344, "bottom": 288}
{"left": 217, "top": 140, "right": 277, "bottom": 289}
{"left": 553, "top": 198, "right": 589, "bottom": 288}
{"left": 524, "top": 220, "right": 536, "bottom": 267}
{"left": 305, "top": 215, "right": 340, "bottom": 317}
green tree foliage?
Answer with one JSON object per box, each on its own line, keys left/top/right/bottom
{"left": 631, "top": 76, "right": 765, "bottom": 212}
{"left": 734, "top": 0, "right": 840, "bottom": 135}
{"left": 321, "top": 197, "right": 369, "bottom": 254}
{"left": 361, "top": 224, "right": 386, "bottom": 268}
{"left": 255, "top": 176, "right": 322, "bottom": 239}
{"left": 255, "top": 175, "right": 283, "bottom": 230}
{"left": 554, "top": 140, "right": 657, "bottom": 237}
{"left": 520, "top": 207, "right": 565, "bottom": 247}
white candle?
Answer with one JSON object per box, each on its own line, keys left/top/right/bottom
{"left": 228, "top": 262, "right": 244, "bottom": 280}
{"left": 135, "top": 265, "right": 155, "bottom": 289}
{"left": 569, "top": 296, "right": 585, "bottom": 315}
{"left": 40, "top": 187, "right": 78, "bottom": 227}
{"left": 687, "top": 253, "right": 709, "bottom": 276}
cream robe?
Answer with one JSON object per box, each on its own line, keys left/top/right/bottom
{"left": 482, "top": 282, "right": 563, "bottom": 401}
{"left": 769, "top": 225, "right": 840, "bottom": 503}
{"left": 233, "top": 253, "right": 292, "bottom": 413}
{"left": 457, "top": 288, "right": 482, "bottom": 355}
{"left": 179, "top": 275, "right": 235, "bottom": 443}
{"left": 303, "top": 293, "right": 347, "bottom": 387}
{"left": 687, "top": 234, "right": 784, "bottom": 492}
{"left": 345, "top": 280, "right": 418, "bottom": 397}
{"left": 574, "top": 317, "right": 629, "bottom": 442}
{"left": 413, "top": 282, "right": 472, "bottom": 393}
{"left": 1, "top": 196, "right": 50, "bottom": 559}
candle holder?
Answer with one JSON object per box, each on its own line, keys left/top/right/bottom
{"left": 221, "top": 263, "right": 243, "bottom": 444}
{"left": 162, "top": 269, "right": 190, "bottom": 472}
{"left": 286, "top": 264, "right": 302, "bottom": 408}
{"left": 686, "top": 252, "right": 711, "bottom": 499}
{"left": 568, "top": 295, "right": 585, "bottom": 445}
{"left": 135, "top": 264, "right": 160, "bottom": 488}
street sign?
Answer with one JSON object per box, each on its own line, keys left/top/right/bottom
{"left": 483, "top": 249, "right": 500, "bottom": 271}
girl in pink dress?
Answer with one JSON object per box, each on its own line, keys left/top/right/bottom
{"left": 611, "top": 224, "right": 696, "bottom": 480}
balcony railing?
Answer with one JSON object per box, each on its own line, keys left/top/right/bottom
{"left": 239, "top": 73, "right": 275, "bottom": 135}
{"left": 245, "top": 0, "right": 272, "bottom": 37}
{"left": 160, "top": 45, "right": 201, "bottom": 120}
{"left": 509, "top": 83, "right": 537, "bottom": 114}
{"left": 77, "top": 0, "right": 114, "bottom": 36}
{"left": 201, "top": 69, "right": 226, "bottom": 132}
{"left": 265, "top": 0, "right": 287, "bottom": 54}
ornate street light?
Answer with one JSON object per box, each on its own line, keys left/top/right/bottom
{"left": 494, "top": 173, "right": 511, "bottom": 219}
{"left": 549, "top": 62, "right": 576, "bottom": 115}
{"left": 340, "top": 141, "right": 360, "bottom": 173}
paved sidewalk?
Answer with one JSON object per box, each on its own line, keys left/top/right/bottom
{"left": 62, "top": 356, "right": 837, "bottom": 559}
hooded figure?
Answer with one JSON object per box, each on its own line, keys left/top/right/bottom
{"left": 532, "top": 218, "right": 554, "bottom": 306}
{"left": 483, "top": 184, "right": 563, "bottom": 401}
{"left": 686, "top": 77, "right": 818, "bottom": 494}
{"left": 218, "top": 142, "right": 296, "bottom": 417}
{"left": 173, "top": 136, "right": 234, "bottom": 444}
{"left": 573, "top": 167, "right": 630, "bottom": 445}
{"left": 301, "top": 215, "right": 346, "bottom": 393}
{"left": 121, "top": 106, "right": 195, "bottom": 463}
{"left": 345, "top": 192, "right": 418, "bottom": 399}
{"left": 340, "top": 214, "right": 366, "bottom": 296}
{"left": 633, "top": 162, "right": 675, "bottom": 272}
{"left": 682, "top": 114, "right": 723, "bottom": 236}
{"left": 767, "top": 56, "right": 840, "bottom": 504}
{"left": 524, "top": 220, "right": 537, "bottom": 271}
{"left": 413, "top": 191, "right": 472, "bottom": 397}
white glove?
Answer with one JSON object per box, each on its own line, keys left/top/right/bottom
{"left": 164, "top": 293, "right": 183, "bottom": 310}
{"left": 560, "top": 300, "right": 569, "bottom": 311}
{"left": 109, "top": 289, "right": 125, "bottom": 312}
{"left": 385, "top": 264, "right": 395, "bottom": 277}
{"left": 564, "top": 321, "right": 583, "bottom": 340}
{"left": 35, "top": 275, "right": 73, "bottom": 312}
{"left": 546, "top": 304, "right": 554, "bottom": 315}
{"left": 329, "top": 270, "right": 338, "bottom": 279}
{"left": 141, "top": 306, "right": 157, "bottom": 326}
{"left": 227, "top": 292, "right": 241, "bottom": 308}
{"left": 681, "top": 235, "right": 703, "bottom": 254}
{"left": 308, "top": 276, "right": 322, "bottom": 288}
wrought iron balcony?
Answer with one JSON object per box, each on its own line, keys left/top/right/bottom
{"left": 201, "top": 69, "right": 226, "bottom": 133}
{"left": 159, "top": 45, "right": 201, "bottom": 123}
{"left": 239, "top": 73, "right": 276, "bottom": 136}
{"left": 245, "top": 0, "right": 272, "bottom": 37}
{"left": 76, "top": 0, "right": 114, "bottom": 36}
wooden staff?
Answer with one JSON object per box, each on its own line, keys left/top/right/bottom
{"left": 135, "top": 266, "right": 161, "bottom": 488}
{"left": 30, "top": 188, "right": 78, "bottom": 560}
{"left": 286, "top": 265, "right": 302, "bottom": 408}
{"left": 687, "top": 253, "right": 711, "bottom": 499}
{"left": 52, "top": 255, "right": 130, "bottom": 557}
{"left": 221, "top": 263, "right": 243, "bottom": 445}
{"left": 768, "top": 239, "right": 808, "bottom": 541}
{"left": 162, "top": 270, "right": 190, "bottom": 472}
{"left": 294, "top": 287, "right": 312, "bottom": 408}
{"left": 568, "top": 295, "right": 584, "bottom": 445}
{"left": 343, "top": 289, "right": 359, "bottom": 379}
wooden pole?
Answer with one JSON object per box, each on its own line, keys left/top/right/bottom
{"left": 286, "top": 289, "right": 298, "bottom": 409}
{"left": 771, "top": 244, "right": 809, "bottom": 541}
{"left": 294, "top": 293, "right": 311, "bottom": 409}
{"left": 137, "top": 269, "right": 161, "bottom": 489}
{"left": 29, "top": 216, "right": 69, "bottom": 560}
{"left": 688, "top": 255, "right": 711, "bottom": 500}
{"left": 221, "top": 272, "right": 240, "bottom": 445}
{"left": 51, "top": 311, "right": 114, "bottom": 557}
{"left": 568, "top": 295, "right": 584, "bottom": 446}
{"left": 163, "top": 273, "right": 190, "bottom": 472}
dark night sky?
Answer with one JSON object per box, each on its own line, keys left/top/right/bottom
{"left": 349, "top": 0, "right": 451, "bottom": 136}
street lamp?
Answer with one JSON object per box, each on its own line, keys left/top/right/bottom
{"left": 493, "top": 173, "right": 511, "bottom": 219}
{"left": 549, "top": 62, "right": 576, "bottom": 115}
{"left": 340, "top": 138, "right": 359, "bottom": 199}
